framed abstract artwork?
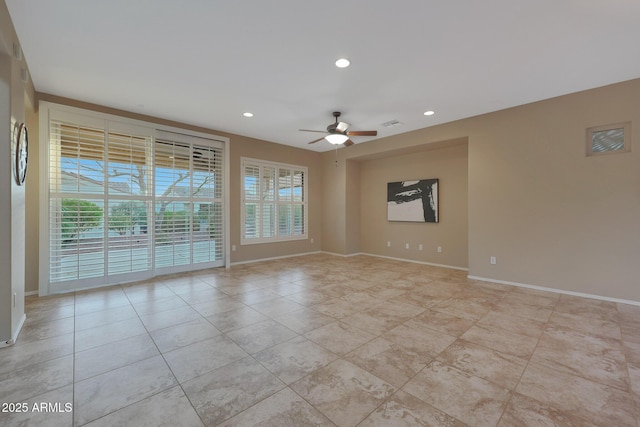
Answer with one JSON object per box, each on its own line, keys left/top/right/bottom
{"left": 387, "top": 179, "right": 438, "bottom": 223}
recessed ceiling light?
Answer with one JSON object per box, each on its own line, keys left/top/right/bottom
{"left": 424, "top": 110, "right": 435, "bottom": 116}
{"left": 335, "top": 58, "right": 350, "bottom": 68}
{"left": 243, "top": 112, "right": 254, "bottom": 118}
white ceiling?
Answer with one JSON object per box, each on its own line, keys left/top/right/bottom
{"left": 6, "top": 0, "right": 640, "bottom": 152}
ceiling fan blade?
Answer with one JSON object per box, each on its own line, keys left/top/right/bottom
{"left": 299, "top": 129, "right": 327, "bottom": 133}
{"left": 343, "top": 139, "right": 354, "bottom": 147}
{"left": 336, "top": 121, "right": 350, "bottom": 133}
{"left": 307, "top": 137, "right": 326, "bottom": 144}
{"left": 347, "top": 130, "right": 377, "bottom": 137}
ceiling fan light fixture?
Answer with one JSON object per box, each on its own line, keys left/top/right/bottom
{"left": 325, "top": 133, "right": 349, "bottom": 145}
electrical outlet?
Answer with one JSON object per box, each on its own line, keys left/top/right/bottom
{"left": 490, "top": 256, "right": 497, "bottom": 265}
{"left": 310, "top": 238, "right": 314, "bottom": 244}
{"left": 437, "top": 246, "right": 442, "bottom": 253}
{"left": 418, "top": 244, "right": 423, "bottom": 251}
{"left": 232, "top": 245, "right": 237, "bottom": 252}
{"left": 405, "top": 243, "right": 410, "bottom": 249}
{"left": 387, "top": 241, "right": 391, "bottom": 247}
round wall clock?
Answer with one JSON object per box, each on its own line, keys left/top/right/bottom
{"left": 15, "top": 122, "right": 28, "bottom": 185}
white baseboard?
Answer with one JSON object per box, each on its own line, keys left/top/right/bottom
{"left": 468, "top": 275, "right": 640, "bottom": 306}
{"left": 25, "top": 290, "right": 39, "bottom": 297}
{"left": 320, "top": 251, "right": 365, "bottom": 258}
{"left": 230, "top": 251, "right": 323, "bottom": 266}
{"left": 1, "top": 313, "right": 26, "bottom": 347}
{"left": 359, "top": 252, "right": 468, "bottom": 271}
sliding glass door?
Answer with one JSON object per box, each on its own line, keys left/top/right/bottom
{"left": 45, "top": 108, "right": 225, "bottom": 294}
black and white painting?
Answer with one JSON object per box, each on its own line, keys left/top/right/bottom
{"left": 387, "top": 179, "right": 438, "bottom": 223}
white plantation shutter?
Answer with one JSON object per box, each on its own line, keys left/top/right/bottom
{"left": 154, "top": 132, "right": 224, "bottom": 273}
{"left": 45, "top": 108, "right": 226, "bottom": 293}
{"left": 241, "top": 158, "right": 307, "bottom": 244}
{"left": 49, "top": 121, "right": 108, "bottom": 286}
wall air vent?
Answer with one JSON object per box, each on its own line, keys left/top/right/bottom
{"left": 586, "top": 122, "right": 631, "bottom": 156}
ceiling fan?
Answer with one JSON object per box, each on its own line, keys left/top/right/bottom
{"left": 300, "top": 112, "right": 377, "bottom": 147}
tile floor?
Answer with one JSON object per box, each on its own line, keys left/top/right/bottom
{"left": 1, "top": 254, "right": 639, "bottom": 426}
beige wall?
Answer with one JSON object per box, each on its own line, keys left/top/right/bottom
{"left": 0, "top": 0, "right": 36, "bottom": 341}
{"left": 358, "top": 141, "right": 468, "bottom": 268}
{"left": 322, "top": 79, "right": 640, "bottom": 301}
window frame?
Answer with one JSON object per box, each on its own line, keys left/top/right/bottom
{"left": 241, "top": 157, "right": 308, "bottom": 245}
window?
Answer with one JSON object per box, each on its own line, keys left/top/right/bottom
{"left": 586, "top": 122, "right": 631, "bottom": 156}
{"left": 241, "top": 158, "right": 307, "bottom": 244}
{"left": 43, "top": 105, "right": 227, "bottom": 294}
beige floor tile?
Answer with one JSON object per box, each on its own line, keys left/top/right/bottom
{"left": 250, "top": 296, "right": 305, "bottom": 318}
{"left": 161, "top": 275, "right": 212, "bottom": 291}
{"left": 25, "top": 293, "right": 74, "bottom": 312}
{"left": 291, "top": 359, "right": 395, "bottom": 427}
{"left": 218, "top": 387, "right": 336, "bottom": 427}
{"left": 0, "top": 355, "right": 73, "bottom": 403}
{"left": 404, "top": 308, "right": 474, "bottom": 337}
{"left": 130, "top": 294, "right": 190, "bottom": 316}
{"left": 461, "top": 324, "right": 537, "bottom": 359}
{"left": 163, "top": 334, "right": 247, "bottom": 383}
{"left": 272, "top": 307, "right": 335, "bottom": 334}
{"left": 17, "top": 316, "right": 75, "bottom": 343}
{"left": 403, "top": 360, "right": 511, "bottom": 427}
{"left": 148, "top": 317, "right": 220, "bottom": 353}
{"left": 138, "top": 306, "right": 201, "bottom": 332}
{"left": 498, "top": 392, "right": 589, "bottom": 427}
{"left": 255, "top": 336, "right": 338, "bottom": 384}
{"left": 25, "top": 303, "right": 75, "bottom": 324}
{"left": 493, "top": 299, "right": 553, "bottom": 322}
{"left": 286, "top": 289, "right": 333, "bottom": 306}
{"left": 232, "top": 288, "right": 280, "bottom": 305}
{"left": 383, "top": 324, "right": 456, "bottom": 359}
{"left": 531, "top": 325, "right": 629, "bottom": 390}
{"left": 75, "top": 333, "right": 159, "bottom": 381}
{"left": 618, "top": 303, "right": 640, "bottom": 330}
{"left": 74, "top": 304, "right": 138, "bottom": 331}
{"left": 226, "top": 319, "right": 297, "bottom": 354}
{"left": 304, "top": 322, "right": 376, "bottom": 355}
{"left": 345, "top": 337, "right": 428, "bottom": 388}
{"left": 516, "top": 362, "right": 637, "bottom": 426}
{"left": 555, "top": 295, "right": 619, "bottom": 323}
{"left": 478, "top": 310, "right": 546, "bottom": 338}
{"left": 124, "top": 284, "right": 176, "bottom": 303}
{"left": 0, "top": 333, "right": 74, "bottom": 376}
{"left": 549, "top": 310, "right": 623, "bottom": 341}
{"left": 83, "top": 385, "right": 203, "bottom": 427}
{"left": 205, "top": 305, "right": 269, "bottom": 332}
{"left": 437, "top": 339, "right": 528, "bottom": 390}
{"left": 360, "top": 389, "right": 465, "bottom": 427}
{"left": 182, "top": 357, "right": 284, "bottom": 425}
{"left": 75, "top": 317, "right": 147, "bottom": 352}
{"left": 12, "top": 254, "right": 639, "bottom": 426}
{"left": 190, "top": 296, "right": 245, "bottom": 317}
{"left": 74, "top": 355, "right": 177, "bottom": 426}
{"left": 175, "top": 286, "right": 228, "bottom": 305}
{"left": 313, "top": 298, "right": 365, "bottom": 319}
{"left": 501, "top": 291, "right": 558, "bottom": 309}
{"left": 74, "top": 293, "right": 131, "bottom": 316}
{"left": 431, "top": 297, "right": 492, "bottom": 321}
{"left": 0, "top": 384, "right": 73, "bottom": 427}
